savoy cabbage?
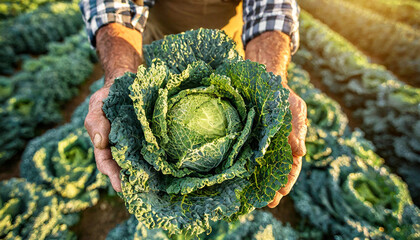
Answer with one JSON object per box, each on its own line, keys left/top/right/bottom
{"left": 20, "top": 78, "right": 107, "bottom": 213}
{"left": 287, "top": 64, "right": 420, "bottom": 239}
{"left": 20, "top": 124, "right": 108, "bottom": 213}
{"left": 0, "top": 178, "right": 79, "bottom": 240}
{"left": 103, "top": 29, "right": 293, "bottom": 236}
{"left": 294, "top": 11, "right": 420, "bottom": 202}
{"left": 0, "top": 30, "right": 96, "bottom": 165}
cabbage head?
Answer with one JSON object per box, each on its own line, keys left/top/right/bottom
{"left": 103, "top": 29, "right": 293, "bottom": 236}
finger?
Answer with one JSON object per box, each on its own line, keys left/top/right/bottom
{"left": 267, "top": 192, "right": 282, "bottom": 208}
{"left": 94, "top": 147, "right": 122, "bottom": 192}
{"left": 85, "top": 90, "right": 111, "bottom": 149}
{"left": 288, "top": 95, "right": 308, "bottom": 157}
{"left": 279, "top": 156, "right": 302, "bottom": 196}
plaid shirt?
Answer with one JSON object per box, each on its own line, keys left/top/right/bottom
{"left": 79, "top": 0, "right": 300, "bottom": 53}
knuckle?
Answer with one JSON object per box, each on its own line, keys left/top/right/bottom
{"left": 279, "top": 186, "right": 291, "bottom": 196}
{"left": 89, "top": 93, "right": 100, "bottom": 105}
{"left": 84, "top": 114, "right": 94, "bottom": 131}
{"left": 298, "top": 98, "right": 307, "bottom": 114}
{"left": 96, "top": 162, "right": 106, "bottom": 175}
{"left": 96, "top": 159, "right": 109, "bottom": 175}
{"left": 301, "top": 143, "right": 307, "bottom": 155}
{"left": 293, "top": 144, "right": 306, "bottom": 157}
{"left": 293, "top": 157, "right": 302, "bottom": 169}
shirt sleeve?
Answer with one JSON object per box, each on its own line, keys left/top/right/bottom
{"left": 79, "top": 0, "right": 156, "bottom": 47}
{"left": 242, "top": 0, "right": 300, "bottom": 54}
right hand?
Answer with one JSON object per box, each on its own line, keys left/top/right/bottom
{"left": 88, "top": 23, "right": 144, "bottom": 192}
{"left": 85, "top": 72, "right": 127, "bottom": 192}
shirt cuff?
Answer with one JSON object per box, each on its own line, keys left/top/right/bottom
{"left": 79, "top": 0, "right": 149, "bottom": 47}
{"left": 242, "top": 4, "right": 300, "bottom": 54}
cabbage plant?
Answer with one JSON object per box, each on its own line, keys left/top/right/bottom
{"left": 20, "top": 125, "right": 107, "bottom": 213}
{"left": 0, "top": 178, "right": 78, "bottom": 240}
{"left": 292, "top": 131, "right": 420, "bottom": 239}
{"left": 103, "top": 29, "right": 293, "bottom": 235}
{"left": 20, "top": 78, "right": 107, "bottom": 213}
{"left": 288, "top": 64, "right": 420, "bottom": 239}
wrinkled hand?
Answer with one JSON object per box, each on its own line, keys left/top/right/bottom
{"left": 85, "top": 72, "right": 127, "bottom": 192}
{"left": 245, "top": 31, "right": 308, "bottom": 208}
{"left": 88, "top": 24, "right": 143, "bottom": 192}
{"left": 267, "top": 87, "right": 307, "bottom": 208}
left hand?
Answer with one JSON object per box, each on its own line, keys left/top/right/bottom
{"left": 245, "top": 31, "right": 308, "bottom": 208}
{"left": 267, "top": 87, "right": 307, "bottom": 208}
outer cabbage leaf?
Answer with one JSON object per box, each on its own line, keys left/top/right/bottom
{"left": 107, "top": 211, "right": 298, "bottom": 240}
{"left": 103, "top": 29, "right": 292, "bottom": 236}
{"left": 106, "top": 215, "right": 169, "bottom": 240}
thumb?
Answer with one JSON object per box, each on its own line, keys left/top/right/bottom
{"left": 85, "top": 88, "right": 111, "bottom": 149}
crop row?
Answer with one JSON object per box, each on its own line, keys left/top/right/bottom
{"left": 287, "top": 64, "right": 420, "bottom": 239}
{"left": 293, "top": 11, "right": 420, "bottom": 202}
{"left": 344, "top": 0, "right": 420, "bottom": 30}
{"left": 0, "top": 0, "right": 73, "bottom": 19}
{"left": 0, "top": 2, "right": 83, "bottom": 74}
{"left": 0, "top": 30, "right": 97, "bottom": 164}
{"left": 298, "top": 0, "right": 420, "bottom": 86}
{"left": 0, "top": 80, "right": 108, "bottom": 239}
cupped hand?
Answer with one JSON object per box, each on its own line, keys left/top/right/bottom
{"left": 244, "top": 31, "right": 308, "bottom": 208}
{"left": 267, "top": 87, "right": 307, "bottom": 208}
{"left": 84, "top": 72, "right": 127, "bottom": 192}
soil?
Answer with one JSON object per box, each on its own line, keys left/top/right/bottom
{"left": 264, "top": 195, "right": 300, "bottom": 227}
{"left": 71, "top": 193, "right": 130, "bottom": 240}
{"left": 0, "top": 154, "right": 21, "bottom": 181}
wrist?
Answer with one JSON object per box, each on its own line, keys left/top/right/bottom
{"left": 96, "top": 23, "right": 143, "bottom": 87}
{"left": 245, "top": 31, "right": 291, "bottom": 83}
{"left": 104, "top": 69, "right": 130, "bottom": 88}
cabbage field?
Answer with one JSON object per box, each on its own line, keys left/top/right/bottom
{"left": 0, "top": 0, "right": 419, "bottom": 239}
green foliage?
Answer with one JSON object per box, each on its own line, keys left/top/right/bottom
{"left": 0, "top": 2, "right": 83, "bottom": 74}
{"left": 19, "top": 77, "right": 107, "bottom": 213}
{"left": 21, "top": 125, "right": 108, "bottom": 213}
{"left": 0, "top": 31, "right": 96, "bottom": 165}
{"left": 0, "top": 0, "right": 73, "bottom": 19}
{"left": 298, "top": 0, "right": 420, "bottom": 85}
{"left": 287, "top": 64, "right": 420, "bottom": 239}
{"left": 106, "top": 216, "right": 170, "bottom": 240}
{"left": 0, "top": 178, "right": 78, "bottom": 240}
{"left": 107, "top": 211, "right": 298, "bottom": 240}
{"left": 202, "top": 211, "right": 298, "bottom": 240}
{"left": 344, "top": 0, "right": 420, "bottom": 30}
{"left": 103, "top": 29, "right": 293, "bottom": 236}
{"left": 294, "top": 11, "right": 420, "bottom": 200}
{"left": 293, "top": 153, "right": 420, "bottom": 239}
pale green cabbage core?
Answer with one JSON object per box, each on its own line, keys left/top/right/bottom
{"left": 168, "top": 94, "right": 228, "bottom": 139}
{"left": 164, "top": 93, "right": 242, "bottom": 172}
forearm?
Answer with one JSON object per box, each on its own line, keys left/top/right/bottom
{"left": 96, "top": 23, "right": 143, "bottom": 87}
{"left": 245, "top": 31, "right": 291, "bottom": 84}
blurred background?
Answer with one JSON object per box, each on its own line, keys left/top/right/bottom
{"left": 0, "top": 0, "right": 419, "bottom": 239}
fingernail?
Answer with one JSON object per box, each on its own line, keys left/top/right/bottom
{"left": 94, "top": 134, "right": 102, "bottom": 148}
